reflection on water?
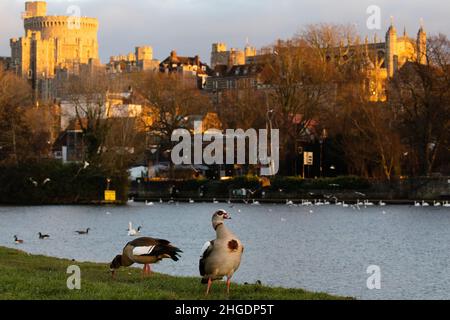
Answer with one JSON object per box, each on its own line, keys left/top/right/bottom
{"left": 0, "top": 203, "right": 449, "bottom": 300}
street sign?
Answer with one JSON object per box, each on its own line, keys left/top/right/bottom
{"left": 104, "top": 190, "right": 116, "bottom": 202}
{"left": 304, "top": 152, "right": 314, "bottom": 166}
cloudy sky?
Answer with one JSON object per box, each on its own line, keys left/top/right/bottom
{"left": 1, "top": 0, "right": 449, "bottom": 63}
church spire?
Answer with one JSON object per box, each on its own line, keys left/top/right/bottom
{"left": 386, "top": 16, "right": 398, "bottom": 78}
{"left": 419, "top": 18, "right": 425, "bottom": 32}
{"left": 387, "top": 16, "right": 397, "bottom": 34}
{"left": 417, "top": 19, "right": 427, "bottom": 64}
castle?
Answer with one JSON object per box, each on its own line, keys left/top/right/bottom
{"left": 363, "top": 22, "right": 427, "bottom": 101}
{"left": 210, "top": 42, "right": 257, "bottom": 69}
{"left": 9, "top": 1, "right": 100, "bottom": 97}
{"left": 6, "top": 1, "right": 428, "bottom": 104}
{"left": 206, "top": 23, "right": 428, "bottom": 102}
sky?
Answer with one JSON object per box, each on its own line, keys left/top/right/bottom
{"left": 1, "top": 0, "right": 449, "bottom": 64}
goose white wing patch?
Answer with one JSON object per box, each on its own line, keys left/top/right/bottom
{"left": 133, "top": 246, "right": 156, "bottom": 256}
{"left": 200, "top": 241, "right": 212, "bottom": 257}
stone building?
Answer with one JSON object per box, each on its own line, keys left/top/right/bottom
{"left": 210, "top": 43, "right": 257, "bottom": 69}
{"left": 362, "top": 23, "right": 427, "bottom": 101}
{"left": 107, "top": 46, "right": 160, "bottom": 74}
{"left": 205, "top": 64, "right": 266, "bottom": 92}
{"left": 160, "top": 51, "right": 211, "bottom": 88}
{"left": 9, "top": 1, "right": 100, "bottom": 99}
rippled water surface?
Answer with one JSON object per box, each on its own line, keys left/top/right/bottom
{"left": 0, "top": 203, "right": 449, "bottom": 300}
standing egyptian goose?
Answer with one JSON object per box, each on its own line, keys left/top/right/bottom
{"left": 14, "top": 235, "right": 24, "bottom": 244}
{"left": 110, "top": 237, "right": 182, "bottom": 278}
{"left": 200, "top": 210, "right": 244, "bottom": 295}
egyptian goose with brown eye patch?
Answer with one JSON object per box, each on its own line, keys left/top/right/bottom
{"left": 110, "top": 237, "right": 182, "bottom": 279}
{"left": 200, "top": 210, "right": 244, "bottom": 296}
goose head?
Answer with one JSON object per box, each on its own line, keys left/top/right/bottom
{"left": 212, "top": 210, "right": 231, "bottom": 229}
{"left": 110, "top": 255, "right": 123, "bottom": 278}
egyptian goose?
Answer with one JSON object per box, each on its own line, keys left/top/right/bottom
{"left": 14, "top": 235, "right": 24, "bottom": 244}
{"left": 110, "top": 237, "right": 182, "bottom": 278}
{"left": 38, "top": 232, "right": 50, "bottom": 239}
{"left": 75, "top": 228, "right": 90, "bottom": 235}
{"left": 128, "top": 222, "right": 142, "bottom": 236}
{"left": 200, "top": 210, "right": 244, "bottom": 295}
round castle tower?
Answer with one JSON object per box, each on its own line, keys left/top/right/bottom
{"left": 11, "top": 1, "right": 99, "bottom": 81}
{"left": 22, "top": 1, "right": 99, "bottom": 64}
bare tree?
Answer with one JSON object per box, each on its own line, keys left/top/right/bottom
{"left": 22, "top": 103, "right": 60, "bottom": 160}
{"left": 260, "top": 24, "right": 358, "bottom": 175}
{"left": 218, "top": 88, "right": 267, "bottom": 130}
{"left": 389, "top": 35, "right": 450, "bottom": 176}
{"left": 61, "top": 74, "right": 112, "bottom": 164}
{"left": 0, "top": 70, "right": 33, "bottom": 165}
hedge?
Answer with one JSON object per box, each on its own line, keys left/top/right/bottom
{"left": 0, "top": 161, "right": 128, "bottom": 205}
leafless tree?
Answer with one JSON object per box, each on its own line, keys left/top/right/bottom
{"left": 0, "top": 70, "right": 33, "bottom": 165}
{"left": 389, "top": 35, "right": 450, "bottom": 176}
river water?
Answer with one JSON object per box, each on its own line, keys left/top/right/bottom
{"left": 0, "top": 203, "right": 449, "bottom": 300}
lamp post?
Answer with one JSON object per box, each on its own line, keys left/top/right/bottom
{"left": 320, "top": 128, "right": 328, "bottom": 178}
{"left": 265, "top": 90, "right": 275, "bottom": 176}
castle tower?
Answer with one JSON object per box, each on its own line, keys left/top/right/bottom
{"left": 10, "top": 1, "right": 99, "bottom": 100}
{"left": 135, "top": 46, "right": 153, "bottom": 61}
{"left": 211, "top": 43, "right": 228, "bottom": 69}
{"left": 417, "top": 23, "right": 427, "bottom": 65}
{"left": 24, "top": 1, "right": 47, "bottom": 18}
{"left": 385, "top": 20, "right": 398, "bottom": 78}
{"left": 212, "top": 43, "right": 227, "bottom": 53}
{"left": 244, "top": 45, "right": 256, "bottom": 60}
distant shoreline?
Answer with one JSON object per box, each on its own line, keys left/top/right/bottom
{"left": 0, "top": 198, "right": 448, "bottom": 206}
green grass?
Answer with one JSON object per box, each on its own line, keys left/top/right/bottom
{"left": 0, "top": 246, "right": 351, "bottom": 300}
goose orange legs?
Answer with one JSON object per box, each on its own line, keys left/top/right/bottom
{"left": 206, "top": 278, "right": 212, "bottom": 296}
{"left": 142, "top": 264, "right": 152, "bottom": 278}
{"left": 205, "top": 278, "right": 232, "bottom": 296}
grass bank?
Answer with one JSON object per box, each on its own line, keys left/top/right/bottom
{"left": 0, "top": 246, "right": 349, "bottom": 300}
